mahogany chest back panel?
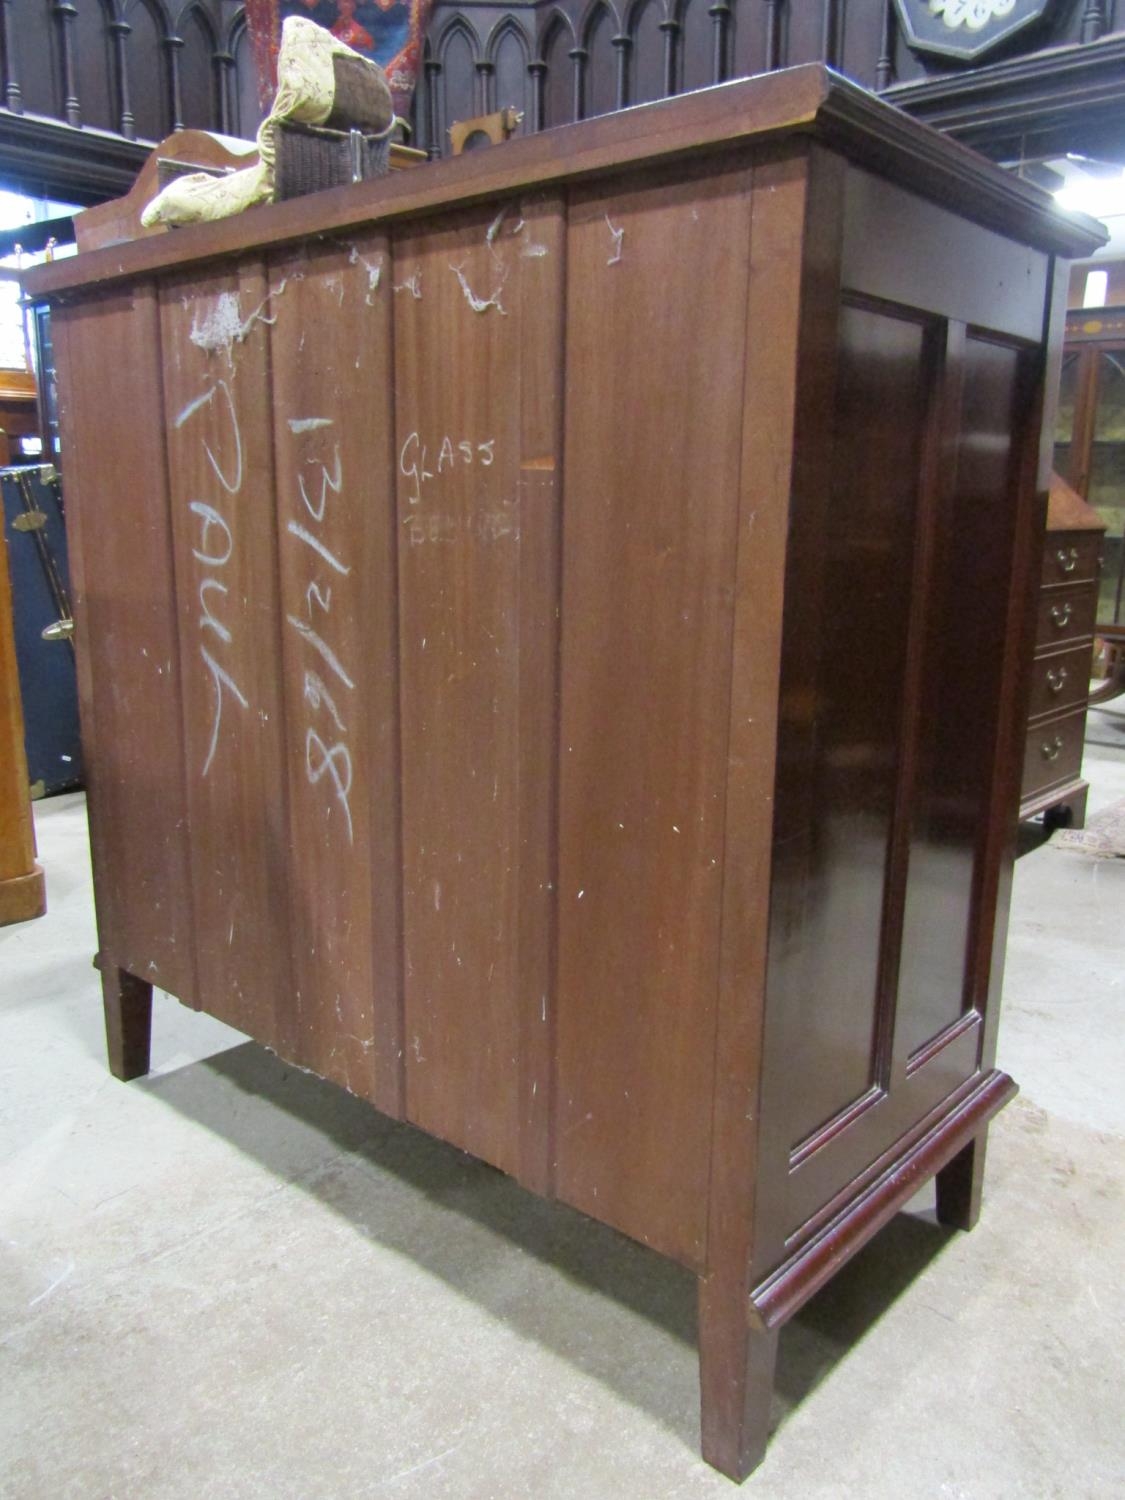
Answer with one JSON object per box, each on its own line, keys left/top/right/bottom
{"left": 33, "top": 69, "right": 1101, "bottom": 1480}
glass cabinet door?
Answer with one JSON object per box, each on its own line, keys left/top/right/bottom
{"left": 1053, "top": 349, "right": 1081, "bottom": 486}
{"left": 1088, "top": 348, "right": 1125, "bottom": 626}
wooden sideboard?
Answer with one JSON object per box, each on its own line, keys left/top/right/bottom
{"left": 25, "top": 67, "right": 1101, "bottom": 1480}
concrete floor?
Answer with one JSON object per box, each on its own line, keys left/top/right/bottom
{"left": 2, "top": 707, "right": 1124, "bottom": 1500}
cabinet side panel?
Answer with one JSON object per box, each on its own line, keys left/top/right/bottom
{"left": 764, "top": 302, "right": 928, "bottom": 1152}
{"left": 53, "top": 292, "right": 194, "bottom": 999}
{"left": 159, "top": 264, "right": 294, "bottom": 1054}
{"left": 757, "top": 164, "right": 1052, "bottom": 1257}
{"left": 265, "top": 235, "right": 402, "bottom": 1110}
{"left": 555, "top": 163, "right": 753, "bottom": 1268}
{"left": 895, "top": 336, "right": 1025, "bottom": 1062}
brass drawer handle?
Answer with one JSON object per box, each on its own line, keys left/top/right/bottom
{"left": 1040, "top": 735, "right": 1064, "bottom": 763}
{"left": 1055, "top": 546, "right": 1079, "bottom": 574}
{"left": 1049, "top": 602, "right": 1073, "bottom": 629}
{"left": 1046, "top": 665, "right": 1068, "bottom": 694}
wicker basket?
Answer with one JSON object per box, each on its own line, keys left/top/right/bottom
{"left": 275, "top": 119, "right": 393, "bottom": 202}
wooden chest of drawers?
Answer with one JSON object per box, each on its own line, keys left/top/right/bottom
{"left": 25, "top": 68, "right": 1103, "bottom": 1481}
{"left": 1020, "top": 477, "right": 1105, "bottom": 826}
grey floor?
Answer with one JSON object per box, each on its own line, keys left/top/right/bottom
{"left": 3, "top": 707, "right": 1124, "bottom": 1500}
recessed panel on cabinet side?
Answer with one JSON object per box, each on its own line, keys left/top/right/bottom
{"left": 265, "top": 235, "right": 401, "bottom": 1109}
{"left": 555, "top": 164, "right": 753, "bottom": 1269}
{"left": 895, "top": 335, "right": 1025, "bottom": 1063}
{"left": 159, "top": 263, "right": 294, "bottom": 1055}
{"left": 761, "top": 163, "right": 1052, "bottom": 1257}
{"left": 52, "top": 291, "right": 194, "bottom": 999}
{"left": 393, "top": 200, "right": 563, "bottom": 1178}
{"left": 763, "top": 301, "right": 928, "bottom": 1157}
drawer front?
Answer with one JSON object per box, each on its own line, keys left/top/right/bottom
{"left": 1022, "top": 710, "right": 1087, "bottom": 800}
{"left": 1027, "top": 643, "right": 1092, "bottom": 721}
{"left": 1035, "top": 583, "right": 1097, "bottom": 647}
{"left": 1041, "top": 531, "right": 1102, "bottom": 589}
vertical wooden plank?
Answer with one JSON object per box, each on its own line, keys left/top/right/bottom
{"left": 555, "top": 161, "right": 755, "bottom": 1269}
{"left": 160, "top": 262, "right": 293, "bottom": 1054}
{"left": 698, "top": 145, "right": 817, "bottom": 1480}
{"left": 747, "top": 145, "right": 847, "bottom": 1269}
{"left": 266, "top": 234, "right": 403, "bottom": 1111}
{"left": 394, "top": 199, "right": 563, "bottom": 1179}
{"left": 515, "top": 194, "right": 566, "bottom": 1196}
{"left": 52, "top": 292, "right": 194, "bottom": 998}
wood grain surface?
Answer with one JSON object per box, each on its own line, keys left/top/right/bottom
{"left": 53, "top": 289, "right": 192, "bottom": 988}
{"left": 160, "top": 261, "right": 294, "bottom": 1054}
{"left": 555, "top": 161, "right": 754, "bottom": 1269}
{"left": 36, "top": 71, "right": 1096, "bottom": 1480}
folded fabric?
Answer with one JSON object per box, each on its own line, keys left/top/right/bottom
{"left": 141, "top": 16, "right": 394, "bottom": 228}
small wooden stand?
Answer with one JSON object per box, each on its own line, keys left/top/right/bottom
{"left": 0, "top": 529, "right": 45, "bottom": 926}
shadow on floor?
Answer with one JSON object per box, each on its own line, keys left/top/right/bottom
{"left": 135, "top": 1037, "right": 964, "bottom": 1453}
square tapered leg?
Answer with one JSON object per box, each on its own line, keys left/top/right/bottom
{"left": 101, "top": 965, "right": 153, "bottom": 1081}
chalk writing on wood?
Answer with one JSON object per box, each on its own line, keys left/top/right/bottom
{"left": 178, "top": 378, "right": 251, "bottom": 777}
{"left": 399, "top": 431, "right": 496, "bottom": 506}
{"left": 285, "top": 424, "right": 356, "bottom": 842}
{"left": 398, "top": 431, "right": 512, "bottom": 543}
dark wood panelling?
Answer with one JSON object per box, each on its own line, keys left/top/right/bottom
{"left": 491, "top": 18, "right": 532, "bottom": 125}
{"left": 681, "top": 0, "right": 715, "bottom": 93}
{"left": 437, "top": 19, "right": 478, "bottom": 133}
{"left": 178, "top": 4, "right": 219, "bottom": 131}
{"left": 540, "top": 15, "right": 574, "bottom": 129}
{"left": 631, "top": 0, "right": 664, "bottom": 104}
{"left": 582, "top": 2, "right": 616, "bottom": 118}
{"left": 232, "top": 20, "right": 258, "bottom": 140}
{"left": 766, "top": 298, "right": 927, "bottom": 1156}
{"left": 0, "top": 0, "right": 1120, "bottom": 199}
{"left": 126, "top": 0, "right": 169, "bottom": 143}
{"left": 0, "top": 1, "right": 239, "bottom": 203}
{"left": 896, "top": 335, "right": 1023, "bottom": 1063}
{"left": 418, "top": 0, "right": 1125, "bottom": 163}
{"left": 73, "top": 0, "right": 117, "bottom": 133}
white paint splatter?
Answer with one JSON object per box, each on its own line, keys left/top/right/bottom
{"left": 348, "top": 244, "right": 384, "bottom": 303}
{"left": 605, "top": 213, "right": 625, "bottom": 266}
{"left": 486, "top": 205, "right": 509, "bottom": 253}
{"left": 189, "top": 278, "right": 290, "bottom": 359}
{"left": 393, "top": 272, "right": 422, "bottom": 299}
{"left": 450, "top": 259, "right": 508, "bottom": 317}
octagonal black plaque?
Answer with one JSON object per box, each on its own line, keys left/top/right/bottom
{"left": 892, "top": 0, "right": 1056, "bottom": 61}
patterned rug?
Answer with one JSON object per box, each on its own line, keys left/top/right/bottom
{"left": 246, "top": 0, "right": 431, "bottom": 120}
{"left": 1050, "top": 797, "right": 1125, "bottom": 858}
